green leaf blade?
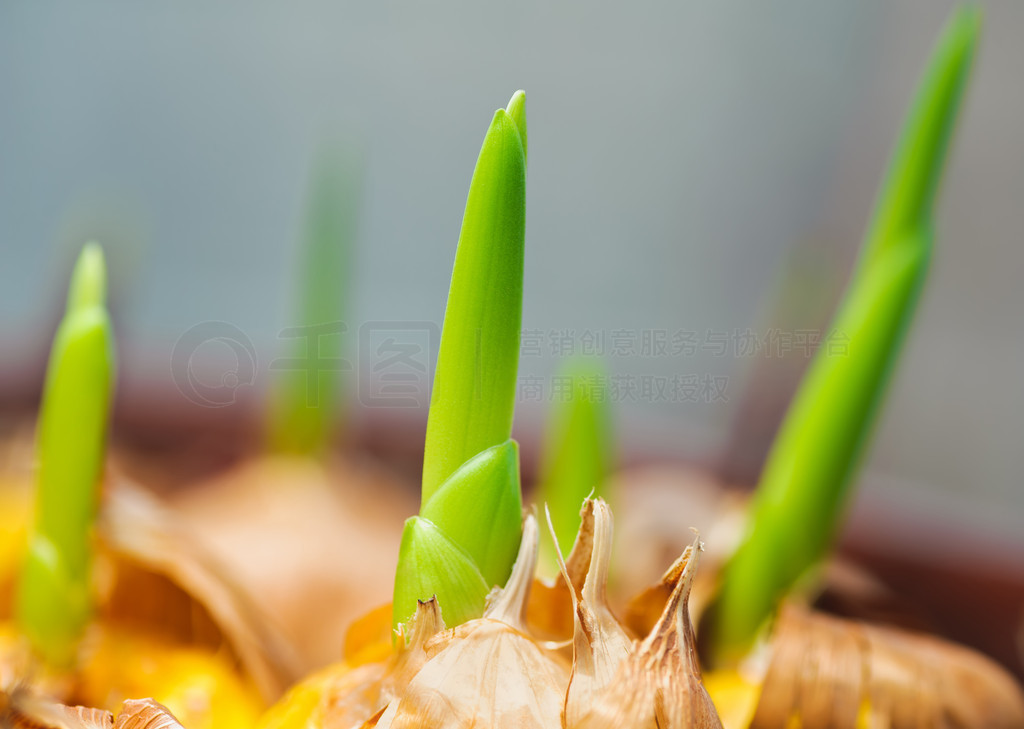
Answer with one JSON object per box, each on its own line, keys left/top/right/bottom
{"left": 269, "top": 150, "right": 359, "bottom": 456}
{"left": 420, "top": 106, "right": 527, "bottom": 505}
{"left": 17, "top": 242, "right": 117, "bottom": 668}
{"left": 709, "top": 6, "right": 980, "bottom": 665}
{"left": 713, "top": 235, "right": 927, "bottom": 659}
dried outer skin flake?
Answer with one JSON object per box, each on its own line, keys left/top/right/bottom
{"left": 571, "top": 536, "right": 723, "bottom": 729}
{"left": 256, "top": 599, "right": 443, "bottom": 729}
{"left": 524, "top": 500, "right": 598, "bottom": 645}
{"left": 112, "top": 700, "right": 185, "bottom": 729}
{"left": 1, "top": 686, "right": 112, "bottom": 729}
{"left": 321, "top": 598, "right": 444, "bottom": 729}
{"left": 562, "top": 500, "right": 634, "bottom": 727}
{"left": 749, "top": 605, "right": 1024, "bottom": 729}
{"left": 1, "top": 691, "right": 184, "bottom": 729}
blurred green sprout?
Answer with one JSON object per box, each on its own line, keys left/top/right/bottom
{"left": 17, "top": 242, "right": 117, "bottom": 668}
{"left": 268, "top": 149, "right": 360, "bottom": 456}
{"left": 710, "top": 5, "right": 981, "bottom": 664}
{"left": 535, "top": 358, "right": 612, "bottom": 572}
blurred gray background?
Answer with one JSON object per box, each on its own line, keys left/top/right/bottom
{"left": 1, "top": 2, "right": 1021, "bottom": 554}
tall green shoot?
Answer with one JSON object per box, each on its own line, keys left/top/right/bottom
{"left": 269, "top": 150, "right": 358, "bottom": 455}
{"left": 709, "top": 6, "right": 981, "bottom": 664}
{"left": 392, "top": 91, "right": 528, "bottom": 630}
{"left": 419, "top": 92, "right": 527, "bottom": 503}
{"left": 17, "top": 243, "right": 117, "bottom": 668}
{"left": 535, "top": 359, "right": 612, "bottom": 572}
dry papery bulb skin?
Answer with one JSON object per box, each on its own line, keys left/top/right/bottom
{"left": 1, "top": 687, "right": 185, "bottom": 729}
{"left": 317, "top": 597, "right": 445, "bottom": 728}
{"left": 306, "top": 498, "right": 722, "bottom": 729}
{"left": 560, "top": 499, "right": 634, "bottom": 727}
{"left": 95, "top": 482, "right": 301, "bottom": 699}
{"left": 566, "top": 512, "right": 722, "bottom": 729}
{"left": 748, "top": 604, "right": 1024, "bottom": 729}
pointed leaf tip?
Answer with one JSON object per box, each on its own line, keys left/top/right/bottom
{"left": 863, "top": 3, "right": 981, "bottom": 270}
{"left": 67, "top": 242, "right": 108, "bottom": 313}
{"left": 951, "top": 4, "right": 983, "bottom": 48}
{"left": 505, "top": 90, "right": 528, "bottom": 165}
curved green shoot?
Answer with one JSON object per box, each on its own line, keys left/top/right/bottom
{"left": 535, "top": 359, "right": 612, "bottom": 573}
{"left": 269, "top": 150, "right": 358, "bottom": 456}
{"left": 709, "top": 5, "right": 981, "bottom": 665}
{"left": 393, "top": 91, "right": 528, "bottom": 630}
{"left": 17, "top": 242, "right": 117, "bottom": 668}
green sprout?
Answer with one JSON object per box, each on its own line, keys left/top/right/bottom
{"left": 710, "top": 5, "right": 981, "bottom": 664}
{"left": 393, "top": 91, "right": 528, "bottom": 630}
{"left": 268, "top": 150, "right": 359, "bottom": 455}
{"left": 17, "top": 242, "right": 117, "bottom": 668}
{"left": 535, "top": 358, "right": 612, "bottom": 572}
{"left": 419, "top": 92, "right": 527, "bottom": 504}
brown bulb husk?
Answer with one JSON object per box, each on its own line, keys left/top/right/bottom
{"left": 97, "top": 482, "right": 301, "bottom": 700}
{"left": 111, "top": 699, "right": 186, "bottom": 729}
{"left": 168, "top": 455, "right": 414, "bottom": 674}
{"left": 747, "top": 604, "right": 1024, "bottom": 729}
{"left": 523, "top": 501, "right": 596, "bottom": 645}
{"left": 571, "top": 536, "right": 723, "bottom": 729}
{"left": 1, "top": 686, "right": 184, "bottom": 729}
{"left": 561, "top": 500, "right": 633, "bottom": 727}
{"left": 317, "top": 597, "right": 444, "bottom": 728}
{"left": 1, "top": 683, "right": 111, "bottom": 729}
